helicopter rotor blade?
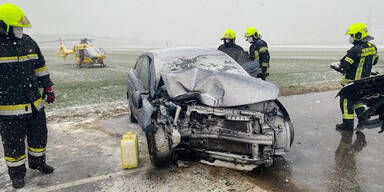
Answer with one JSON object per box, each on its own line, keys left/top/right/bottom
{"left": 39, "top": 40, "right": 61, "bottom": 43}
{"left": 61, "top": 39, "right": 81, "bottom": 42}
{"left": 39, "top": 39, "right": 80, "bottom": 43}
{"left": 39, "top": 38, "right": 97, "bottom": 44}
{"left": 81, "top": 38, "right": 96, "bottom": 42}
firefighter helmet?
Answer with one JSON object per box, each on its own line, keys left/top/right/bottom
{"left": 221, "top": 29, "right": 236, "bottom": 40}
{"left": 0, "top": 3, "right": 31, "bottom": 33}
{"left": 244, "top": 27, "right": 260, "bottom": 39}
{"left": 345, "top": 22, "right": 369, "bottom": 41}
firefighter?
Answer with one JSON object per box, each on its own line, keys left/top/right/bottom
{"left": 336, "top": 22, "right": 379, "bottom": 130}
{"left": 0, "top": 3, "right": 55, "bottom": 188}
{"left": 218, "top": 29, "right": 248, "bottom": 64}
{"left": 244, "top": 27, "right": 270, "bottom": 80}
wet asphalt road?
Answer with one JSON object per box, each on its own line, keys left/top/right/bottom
{"left": 0, "top": 90, "right": 384, "bottom": 191}
{"left": 276, "top": 90, "right": 384, "bottom": 192}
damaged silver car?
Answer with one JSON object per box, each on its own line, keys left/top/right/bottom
{"left": 127, "top": 48, "right": 294, "bottom": 170}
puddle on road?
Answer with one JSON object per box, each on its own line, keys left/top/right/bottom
{"left": 222, "top": 157, "right": 310, "bottom": 192}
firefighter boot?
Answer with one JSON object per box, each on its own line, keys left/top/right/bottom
{"left": 12, "top": 178, "right": 25, "bottom": 189}
{"left": 29, "top": 152, "right": 54, "bottom": 174}
{"left": 355, "top": 106, "right": 368, "bottom": 126}
{"left": 7, "top": 159, "right": 27, "bottom": 189}
{"left": 30, "top": 163, "right": 54, "bottom": 174}
{"left": 336, "top": 119, "right": 354, "bottom": 130}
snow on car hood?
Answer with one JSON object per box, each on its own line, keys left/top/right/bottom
{"left": 161, "top": 68, "right": 279, "bottom": 107}
{"left": 150, "top": 47, "right": 249, "bottom": 88}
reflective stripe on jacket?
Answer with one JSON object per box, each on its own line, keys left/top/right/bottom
{"left": 0, "top": 98, "right": 43, "bottom": 115}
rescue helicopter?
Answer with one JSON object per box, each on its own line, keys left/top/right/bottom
{"left": 45, "top": 38, "right": 107, "bottom": 67}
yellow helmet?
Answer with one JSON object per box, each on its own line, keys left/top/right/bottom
{"left": 221, "top": 29, "right": 236, "bottom": 40}
{"left": 244, "top": 27, "right": 260, "bottom": 38}
{"left": 0, "top": 3, "right": 31, "bottom": 33}
{"left": 345, "top": 22, "right": 369, "bottom": 41}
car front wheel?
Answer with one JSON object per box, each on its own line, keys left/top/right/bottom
{"left": 146, "top": 125, "right": 171, "bottom": 167}
{"left": 130, "top": 111, "right": 138, "bottom": 123}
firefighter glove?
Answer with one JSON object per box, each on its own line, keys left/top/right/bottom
{"left": 42, "top": 87, "right": 55, "bottom": 104}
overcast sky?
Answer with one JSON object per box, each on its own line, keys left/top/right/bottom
{"left": 5, "top": 0, "right": 384, "bottom": 47}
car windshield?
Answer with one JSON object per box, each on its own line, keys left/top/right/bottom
{"left": 160, "top": 52, "right": 247, "bottom": 75}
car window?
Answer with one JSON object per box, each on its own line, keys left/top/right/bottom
{"left": 86, "top": 48, "right": 98, "bottom": 57}
{"left": 134, "top": 57, "right": 143, "bottom": 74}
{"left": 81, "top": 49, "right": 88, "bottom": 57}
{"left": 97, "top": 48, "right": 105, "bottom": 55}
{"left": 136, "top": 56, "right": 151, "bottom": 90}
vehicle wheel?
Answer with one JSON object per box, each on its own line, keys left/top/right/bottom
{"left": 146, "top": 125, "right": 171, "bottom": 167}
{"left": 251, "top": 163, "right": 266, "bottom": 175}
{"left": 288, "top": 121, "right": 294, "bottom": 146}
{"left": 130, "top": 111, "right": 138, "bottom": 123}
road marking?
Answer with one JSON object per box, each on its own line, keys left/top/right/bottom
{"left": 37, "top": 166, "right": 147, "bottom": 192}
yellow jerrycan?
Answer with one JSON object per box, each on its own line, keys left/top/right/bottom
{"left": 120, "top": 132, "right": 139, "bottom": 169}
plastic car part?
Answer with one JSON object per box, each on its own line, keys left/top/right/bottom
{"left": 337, "top": 75, "right": 384, "bottom": 133}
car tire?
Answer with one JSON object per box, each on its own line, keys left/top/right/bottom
{"left": 288, "top": 121, "right": 294, "bottom": 146}
{"left": 146, "top": 125, "right": 171, "bottom": 167}
{"left": 130, "top": 112, "right": 138, "bottom": 123}
{"left": 251, "top": 163, "right": 266, "bottom": 175}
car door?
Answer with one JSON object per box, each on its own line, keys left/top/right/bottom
{"left": 127, "top": 56, "right": 144, "bottom": 99}
{"left": 127, "top": 55, "right": 154, "bottom": 128}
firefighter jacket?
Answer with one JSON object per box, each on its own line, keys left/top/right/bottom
{"left": 340, "top": 41, "right": 379, "bottom": 86}
{"left": 218, "top": 42, "right": 248, "bottom": 64}
{"left": 249, "top": 38, "right": 270, "bottom": 76}
{"left": 0, "top": 34, "right": 53, "bottom": 116}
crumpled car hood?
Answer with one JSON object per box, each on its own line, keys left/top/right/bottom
{"left": 161, "top": 68, "right": 279, "bottom": 107}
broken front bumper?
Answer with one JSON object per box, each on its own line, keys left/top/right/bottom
{"left": 174, "top": 103, "right": 292, "bottom": 165}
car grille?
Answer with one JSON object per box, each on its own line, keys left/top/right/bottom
{"left": 207, "top": 139, "right": 251, "bottom": 155}
{"left": 220, "top": 120, "right": 249, "bottom": 133}
{"left": 191, "top": 138, "right": 252, "bottom": 155}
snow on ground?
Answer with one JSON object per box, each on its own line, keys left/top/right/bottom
{"left": 46, "top": 100, "right": 129, "bottom": 122}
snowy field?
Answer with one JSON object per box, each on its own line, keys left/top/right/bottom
{"left": 41, "top": 47, "right": 384, "bottom": 120}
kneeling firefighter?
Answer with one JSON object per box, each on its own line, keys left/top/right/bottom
{"left": 336, "top": 22, "right": 379, "bottom": 130}
{"left": 0, "top": 3, "right": 55, "bottom": 189}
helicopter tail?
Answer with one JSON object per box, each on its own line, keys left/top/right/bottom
{"left": 56, "top": 39, "right": 74, "bottom": 61}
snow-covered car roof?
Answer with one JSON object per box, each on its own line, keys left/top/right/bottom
{"left": 146, "top": 47, "right": 249, "bottom": 87}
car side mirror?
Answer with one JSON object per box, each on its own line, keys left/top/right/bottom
{"left": 132, "top": 91, "right": 142, "bottom": 108}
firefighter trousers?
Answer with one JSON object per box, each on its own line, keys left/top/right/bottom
{"left": 0, "top": 107, "right": 48, "bottom": 180}
{"left": 339, "top": 95, "right": 366, "bottom": 127}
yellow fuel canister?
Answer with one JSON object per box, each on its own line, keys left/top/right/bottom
{"left": 120, "top": 131, "right": 139, "bottom": 169}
